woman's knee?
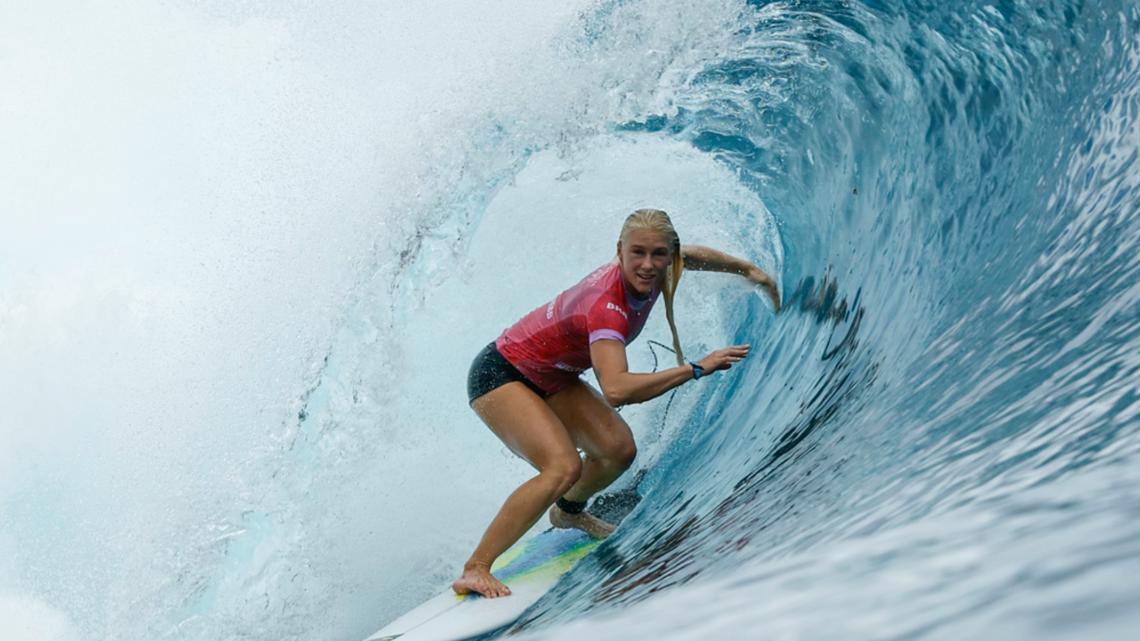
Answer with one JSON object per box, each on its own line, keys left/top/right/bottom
{"left": 609, "top": 438, "right": 637, "bottom": 469}
{"left": 611, "top": 435, "right": 638, "bottom": 467}
{"left": 541, "top": 455, "right": 583, "bottom": 496}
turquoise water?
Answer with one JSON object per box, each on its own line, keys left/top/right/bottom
{"left": 2, "top": 2, "right": 1138, "bottom": 641}
{"left": 508, "top": 2, "right": 1140, "bottom": 639}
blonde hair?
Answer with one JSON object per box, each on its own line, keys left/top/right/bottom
{"left": 620, "top": 209, "right": 686, "bottom": 365}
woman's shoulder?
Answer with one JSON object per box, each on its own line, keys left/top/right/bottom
{"left": 561, "top": 260, "right": 622, "bottom": 311}
{"left": 582, "top": 259, "right": 620, "bottom": 284}
{"left": 587, "top": 260, "right": 626, "bottom": 298}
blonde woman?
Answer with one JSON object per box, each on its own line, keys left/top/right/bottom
{"left": 454, "top": 209, "right": 780, "bottom": 598}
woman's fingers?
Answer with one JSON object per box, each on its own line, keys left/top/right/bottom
{"left": 699, "top": 344, "right": 754, "bottom": 373}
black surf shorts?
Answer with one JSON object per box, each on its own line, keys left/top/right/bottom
{"left": 467, "top": 341, "right": 551, "bottom": 404}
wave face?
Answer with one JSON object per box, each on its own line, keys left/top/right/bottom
{"left": 3, "top": 1, "right": 1139, "bottom": 641}
{"left": 503, "top": 2, "right": 1140, "bottom": 640}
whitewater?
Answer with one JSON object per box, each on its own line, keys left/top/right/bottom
{"left": 2, "top": 1, "right": 1138, "bottom": 640}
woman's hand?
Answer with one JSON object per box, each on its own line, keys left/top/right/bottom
{"left": 698, "top": 344, "right": 751, "bottom": 374}
{"left": 747, "top": 266, "right": 781, "bottom": 312}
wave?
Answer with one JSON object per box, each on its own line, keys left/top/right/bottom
{"left": 2, "top": 2, "right": 1138, "bottom": 641}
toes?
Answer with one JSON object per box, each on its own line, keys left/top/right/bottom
{"left": 474, "top": 577, "right": 510, "bottom": 598}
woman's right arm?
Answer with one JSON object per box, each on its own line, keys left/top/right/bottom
{"left": 590, "top": 339, "right": 750, "bottom": 407}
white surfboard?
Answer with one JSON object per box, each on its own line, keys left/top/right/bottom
{"left": 364, "top": 528, "right": 600, "bottom": 641}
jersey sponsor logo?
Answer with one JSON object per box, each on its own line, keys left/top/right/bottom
{"left": 546, "top": 301, "right": 555, "bottom": 320}
{"left": 554, "top": 361, "right": 586, "bottom": 373}
{"left": 606, "top": 301, "right": 628, "bottom": 320}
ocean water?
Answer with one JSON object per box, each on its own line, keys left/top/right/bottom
{"left": 2, "top": 1, "right": 1138, "bottom": 641}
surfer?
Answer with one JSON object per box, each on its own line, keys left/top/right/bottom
{"left": 454, "top": 208, "right": 780, "bottom": 598}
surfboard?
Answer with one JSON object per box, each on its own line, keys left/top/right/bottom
{"left": 364, "top": 528, "right": 600, "bottom": 641}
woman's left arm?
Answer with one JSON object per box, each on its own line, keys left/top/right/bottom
{"left": 681, "top": 244, "right": 780, "bottom": 311}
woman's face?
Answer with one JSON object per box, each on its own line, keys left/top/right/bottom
{"left": 617, "top": 228, "right": 673, "bottom": 298}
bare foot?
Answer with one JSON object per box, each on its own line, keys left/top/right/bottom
{"left": 452, "top": 562, "right": 511, "bottom": 598}
{"left": 549, "top": 504, "right": 615, "bottom": 539}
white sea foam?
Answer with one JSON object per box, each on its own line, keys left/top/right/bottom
{"left": 0, "top": 595, "right": 81, "bottom": 641}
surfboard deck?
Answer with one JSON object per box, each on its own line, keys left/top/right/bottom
{"left": 364, "top": 527, "right": 600, "bottom": 641}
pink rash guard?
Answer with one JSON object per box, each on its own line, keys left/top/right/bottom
{"left": 496, "top": 261, "right": 660, "bottom": 394}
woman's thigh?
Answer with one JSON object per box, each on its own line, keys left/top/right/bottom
{"left": 545, "top": 380, "right": 635, "bottom": 460}
{"left": 471, "top": 381, "right": 579, "bottom": 471}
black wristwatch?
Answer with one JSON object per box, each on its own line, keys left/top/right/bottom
{"left": 689, "top": 361, "right": 704, "bottom": 380}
